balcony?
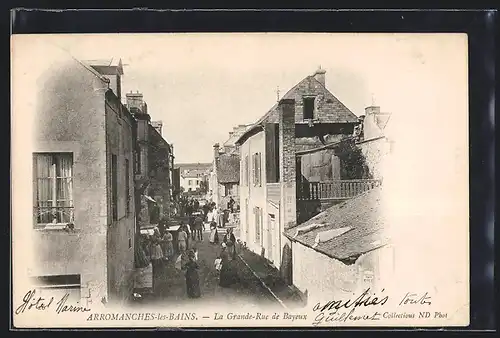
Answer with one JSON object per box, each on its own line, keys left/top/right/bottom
{"left": 297, "top": 179, "right": 382, "bottom": 201}
{"left": 34, "top": 206, "right": 75, "bottom": 229}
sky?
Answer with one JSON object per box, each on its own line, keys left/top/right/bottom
{"left": 19, "top": 33, "right": 466, "bottom": 164}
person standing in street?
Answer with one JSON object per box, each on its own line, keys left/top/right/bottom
{"left": 218, "top": 243, "right": 231, "bottom": 288}
{"left": 194, "top": 214, "right": 204, "bottom": 241}
{"left": 161, "top": 230, "right": 174, "bottom": 261}
{"left": 177, "top": 225, "right": 188, "bottom": 254}
{"left": 223, "top": 227, "right": 237, "bottom": 259}
{"left": 209, "top": 221, "right": 219, "bottom": 245}
{"left": 183, "top": 249, "right": 201, "bottom": 298}
{"left": 228, "top": 196, "right": 235, "bottom": 213}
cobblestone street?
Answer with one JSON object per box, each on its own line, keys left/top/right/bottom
{"left": 131, "top": 227, "right": 281, "bottom": 311}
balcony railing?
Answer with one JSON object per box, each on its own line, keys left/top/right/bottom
{"left": 297, "top": 179, "right": 382, "bottom": 201}
{"left": 34, "top": 206, "right": 75, "bottom": 227}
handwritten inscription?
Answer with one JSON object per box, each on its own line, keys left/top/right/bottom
{"left": 312, "top": 288, "right": 388, "bottom": 325}
{"left": 399, "top": 292, "right": 432, "bottom": 306}
{"left": 15, "top": 289, "right": 91, "bottom": 315}
{"left": 313, "top": 288, "right": 389, "bottom": 313}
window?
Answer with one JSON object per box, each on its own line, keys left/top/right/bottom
{"left": 135, "top": 149, "right": 141, "bottom": 174}
{"left": 254, "top": 207, "right": 262, "bottom": 244}
{"left": 32, "top": 274, "right": 81, "bottom": 302}
{"left": 253, "top": 153, "right": 262, "bottom": 187}
{"left": 33, "top": 153, "right": 74, "bottom": 227}
{"left": 303, "top": 97, "right": 315, "bottom": 120}
{"left": 111, "top": 154, "right": 118, "bottom": 221}
{"left": 125, "top": 159, "right": 130, "bottom": 215}
{"left": 243, "top": 155, "right": 249, "bottom": 186}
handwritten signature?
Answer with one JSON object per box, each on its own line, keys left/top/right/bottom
{"left": 312, "top": 288, "right": 388, "bottom": 325}
{"left": 313, "top": 288, "right": 389, "bottom": 313}
{"left": 15, "top": 289, "right": 91, "bottom": 315}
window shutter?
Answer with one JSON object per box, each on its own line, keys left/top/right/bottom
{"left": 252, "top": 153, "right": 256, "bottom": 186}
{"left": 260, "top": 153, "right": 263, "bottom": 186}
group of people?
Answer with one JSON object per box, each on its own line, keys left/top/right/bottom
{"left": 177, "top": 230, "right": 240, "bottom": 299}
{"left": 136, "top": 196, "right": 241, "bottom": 299}
{"left": 138, "top": 227, "right": 175, "bottom": 269}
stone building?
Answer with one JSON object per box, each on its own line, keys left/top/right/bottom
{"left": 125, "top": 91, "right": 175, "bottom": 227}
{"left": 208, "top": 125, "right": 249, "bottom": 208}
{"left": 30, "top": 48, "right": 136, "bottom": 306}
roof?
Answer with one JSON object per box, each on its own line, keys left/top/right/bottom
{"left": 175, "top": 163, "right": 212, "bottom": 170}
{"left": 223, "top": 125, "right": 252, "bottom": 147}
{"left": 285, "top": 186, "right": 390, "bottom": 264}
{"left": 236, "top": 72, "right": 358, "bottom": 145}
{"left": 216, "top": 153, "right": 240, "bottom": 183}
{"left": 83, "top": 58, "right": 124, "bottom": 75}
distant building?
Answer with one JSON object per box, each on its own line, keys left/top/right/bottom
{"left": 31, "top": 50, "right": 135, "bottom": 306}
{"left": 208, "top": 124, "right": 250, "bottom": 208}
{"left": 174, "top": 163, "right": 211, "bottom": 194}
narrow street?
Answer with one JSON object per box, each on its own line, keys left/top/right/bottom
{"left": 132, "top": 227, "right": 281, "bottom": 311}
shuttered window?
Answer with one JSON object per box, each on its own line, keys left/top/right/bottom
{"left": 243, "top": 155, "right": 249, "bottom": 186}
{"left": 254, "top": 207, "right": 262, "bottom": 244}
{"left": 253, "top": 152, "right": 262, "bottom": 187}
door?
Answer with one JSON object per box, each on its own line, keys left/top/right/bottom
{"left": 267, "top": 214, "right": 275, "bottom": 263}
{"left": 245, "top": 199, "right": 249, "bottom": 240}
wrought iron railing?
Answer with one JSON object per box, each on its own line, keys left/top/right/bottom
{"left": 297, "top": 179, "right": 382, "bottom": 201}
{"left": 34, "top": 206, "right": 74, "bottom": 227}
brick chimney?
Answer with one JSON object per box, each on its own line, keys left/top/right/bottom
{"left": 278, "top": 98, "right": 296, "bottom": 286}
{"left": 126, "top": 91, "right": 146, "bottom": 114}
{"left": 278, "top": 98, "right": 296, "bottom": 230}
{"left": 365, "top": 106, "right": 381, "bottom": 116}
{"left": 213, "top": 143, "right": 220, "bottom": 159}
{"left": 313, "top": 66, "right": 326, "bottom": 87}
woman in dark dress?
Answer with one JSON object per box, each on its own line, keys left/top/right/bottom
{"left": 218, "top": 243, "right": 232, "bottom": 288}
{"left": 184, "top": 250, "right": 201, "bottom": 298}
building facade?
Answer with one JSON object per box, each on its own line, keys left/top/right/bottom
{"left": 31, "top": 50, "right": 136, "bottom": 306}
{"left": 236, "top": 68, "right": 359, "bottom": 281}
{"left": 126, "top": 91, "right": 175, "bottom": 227}
{"left": 175, "top": 163, "right": 211, "bottom": 195}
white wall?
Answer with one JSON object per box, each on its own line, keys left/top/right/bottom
{"left": 239, "top": 131, "right": 267, "bottom": 255}
{"left": 291, "top": 240, "right": 395, "bottom": 305}
{"left": 180, "top": 175, "right": 202, "bottom": 192}
{"left": 358, "top": 137, "right": 391, "bottom": 180}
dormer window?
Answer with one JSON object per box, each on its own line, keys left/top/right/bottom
{"left": 303, "top": 96, "right": 315, "bottom": 120}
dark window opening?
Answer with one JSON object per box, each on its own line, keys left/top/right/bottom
{"left": 111, "top": 154, "right": 118, "bottom": 221}
{"left": 125, "top": 159, "right": 130, "bottom": 215}
{"left": 32, "top": 274, "right": 81, "bottom": 287}
{"left": 303, "top": 97, "right": 315, "bottom": 120}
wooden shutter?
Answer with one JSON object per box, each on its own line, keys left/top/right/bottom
{"left": 258, "top": 153, "right": 262, "bottom": 187}
{"left": 252, "top": 153, "right": 256, "bottom": 186}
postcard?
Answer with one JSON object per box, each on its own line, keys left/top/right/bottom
{"left": 11, "top": 33, "right": 469, "bottom": 328}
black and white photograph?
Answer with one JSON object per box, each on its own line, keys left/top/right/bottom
{"left": 11, "top": 32, "right": 469, "bottom": 328}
